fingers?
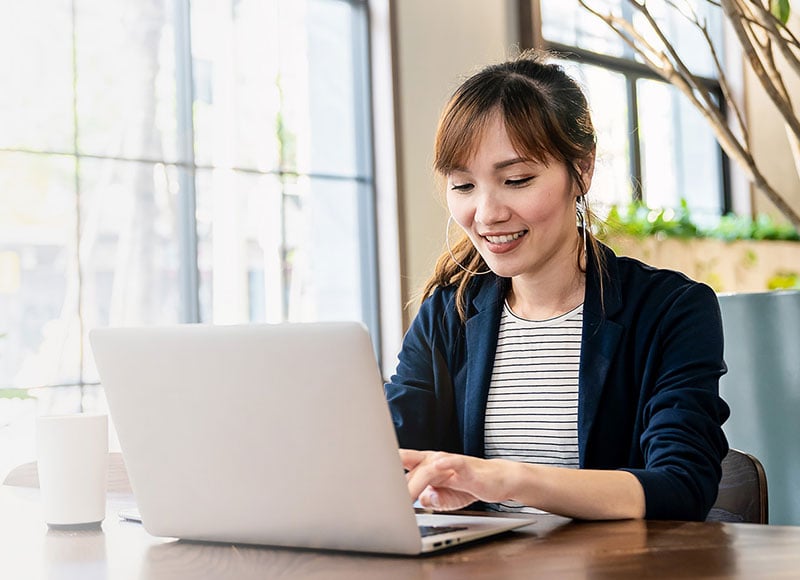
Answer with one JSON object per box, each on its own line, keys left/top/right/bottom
{"left": 403, "top": 451, "right": 458, "bottom": 501}
{"left": 418, "top": 486, "right": 475, "bottom": 511}
{"left": 399, "top": 450, "right": 491, "bottom": 510}
{"left": 399, "top": 449, "right": 427, "bottom": 471}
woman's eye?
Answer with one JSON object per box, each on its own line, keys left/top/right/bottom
{"left": 450, "top": 183, "right": 474, "bottom": 192}
{"left": 505, "top": 176, "right": 534, "bottom": 187}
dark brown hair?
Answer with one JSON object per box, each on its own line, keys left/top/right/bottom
{"left": 421, "top": 49, "right": 606, "bottom": 320}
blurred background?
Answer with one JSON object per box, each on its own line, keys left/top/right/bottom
{"left": 2, "top": 0, "right": 799, "bottom": 519}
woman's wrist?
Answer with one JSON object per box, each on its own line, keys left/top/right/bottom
{"left": 491, "top": 458, "right": 538, "bottom": 505}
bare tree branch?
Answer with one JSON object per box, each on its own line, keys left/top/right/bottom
{"left": 723, "top": 0, "right": 800, "bottom": 141}
{"left": 576, "top": 0, "right": 800, "bottom": 228}
{"left": 705, "top": 0, "right": 800, "bottom": 48}
{"left": 665, "top": 0, "right": 750, "bottom": 145}
{"left": 745, "top": 0, "right": 800, "bottom": 47}
{"left": 628, "top": 1, "right": 730, "bottom": 129}
{"left": 731, "top": 1, "right": 800, "bottom": 181}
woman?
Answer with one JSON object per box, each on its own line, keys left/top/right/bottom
{"left": 385, "top": 50, "right": 729, "bottom": 521}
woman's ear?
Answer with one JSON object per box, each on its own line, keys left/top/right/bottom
{"left": 574, "top": 149, "right": 596, "bottom": 195}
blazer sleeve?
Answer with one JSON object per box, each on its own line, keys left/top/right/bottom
{"left": 383, "top": 290, "right": 460, "bottom": 452}
{"left": 622, "top": 282, "right": 730, "bottom": 520}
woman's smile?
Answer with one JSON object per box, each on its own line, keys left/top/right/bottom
{"left": 481, "top": 229, "right": 529, "bottom": 253}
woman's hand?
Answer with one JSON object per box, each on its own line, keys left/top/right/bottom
{"left": 400, "top": 449, "right": 517, "bottom": 511}
{"left": 399, "top": 449, "right": 646, "bottom": 519}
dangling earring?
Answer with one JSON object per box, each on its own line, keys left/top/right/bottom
{"left": 446, "top": 215, "right": 491, "bottom": 275}
{"left": 577, "top": 195, "right": 588, "bottom": 260}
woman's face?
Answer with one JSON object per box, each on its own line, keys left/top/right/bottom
{"left": 446, "top": 112, "right": 592, "bottom": 282}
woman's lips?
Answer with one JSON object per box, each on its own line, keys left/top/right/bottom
{"left": 481, "top": 230, "right": 528, "bottom": 253}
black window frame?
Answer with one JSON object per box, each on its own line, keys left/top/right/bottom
{"left": 519, "top": 0, "right": 731, "bottom": 214}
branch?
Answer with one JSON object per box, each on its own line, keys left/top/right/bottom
{"left": 705, "top": 0, "right": 800, "bottom": 49}
{"left": 743, "top": 0, "right": 800, "bottom": 79}
{"left": 665, "top": 0, "right": 750, "bottom": 147}
{"left": 628, "top": 1, "right": 729, "bottom": 130}
{"left": 722, "top": 0, "right": 800, "bottom": 142}
{"left": 577, "top": 0, "right": 800, "bottom": 228}
{"left": 737, "top": 0, "right": 792, "bottom": 103}
{"left": 576, "top": 1, "right": 665, "bottom": 67}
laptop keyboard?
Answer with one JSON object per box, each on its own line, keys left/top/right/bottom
{"left": 418, "top": 525, "right": 468, "bottom": 538}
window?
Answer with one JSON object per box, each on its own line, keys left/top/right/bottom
{"left": 0, "top": 0, "right": 377, "bottom": 474}
{"left": 526, "top": 0, "right": 727, "bottom": 223}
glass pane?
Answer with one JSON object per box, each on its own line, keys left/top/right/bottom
{"left": 0, "top": 1, "right": 74, "bottom": 152}
{"left": 75, "top": 0, "right": 180, "bottom": 162}
{"left": 543, "top": 1, "right": 723, "bottom": 79}
{"left": 541, "top": 0, "right": 628, "bottom": 58}
{"left": 559, "top": 60, "right": 632, "bottom": 212}
{"left": 196, "top": 170, "right": 365, "bottom": 325}
{"left": 632, "top": 0, "right": 723, "bottom": 78}
{"left": 196, "top": 170, "right": 283, "bottom": 323}
{"left": 78, "top": 159, "right": 183, "bottom": 382}
{"left": 287, "top": 0, "right": 364, "bottom": 177}
{"left": 191, "top": 0, "right": 281, "bottom": 171}
{"left": 283, "top": 176, "right": 365, "bottom": 322}
{"left": 0, "top": 152, "right": 79, "bottom": 389}
{"left": 191, "top": 0, "right": 366, "bottom": 177}
{"left": 637, "top": 78, "right": 722, "bottom": 223}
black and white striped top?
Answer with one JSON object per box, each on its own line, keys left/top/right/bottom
{"left": 484, "top": 301, "right": 583, "bottom": 513}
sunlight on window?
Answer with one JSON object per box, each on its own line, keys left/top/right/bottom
{"left": 0, "top": 0, "right": 375, "bottom": 394}
{"left": 1, "top": 0, "right": 375, "bottom": 480}
{"left": 638, "top": 79, "right": 722, "bottom": 224}
{"left": 541, "top": 0, "right": 628, "bottom": 58}
{"left": 541, "top": 0, "right": 725, "bottom": 219}
{"left": 558, "top": 60, "right": 633, "bottom": 213}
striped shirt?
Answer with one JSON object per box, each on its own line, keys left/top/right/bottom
{"left": 484, "top": 301, "right": 582, "bottom": 513}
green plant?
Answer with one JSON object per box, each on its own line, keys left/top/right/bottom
{"left": 767, "top": 271, "right": 800, "bottom": 289}
{"left": 602, "top": 199, "right": 699, "bottom": 239}
{"left": 710, "top": 213, "right": 800, "bottom": 241}
{"left": 600, "top": 199, "right": 800, "bottom": 242}
{"left": 0, "top": 388, "right": 34, "bottom": 400}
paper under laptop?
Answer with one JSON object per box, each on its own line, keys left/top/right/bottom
{"left": 90, "top": 322, "right": 535, "bottom": 555}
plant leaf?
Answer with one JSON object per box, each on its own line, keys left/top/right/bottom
{"left": 0, "top": 388, "right": 35, "bottom": 400}
{"left": 771, "top": 0, "right": 791, "bottom": 25}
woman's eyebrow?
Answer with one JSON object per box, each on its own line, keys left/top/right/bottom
{"left": 494, "top": 157, "right": 531, "bottom": 170}
{"left": 448, "top": 157, "right": 539, "bottom": 175}
{"left": 448, "top": 166, "right": 471, "bottom": 177}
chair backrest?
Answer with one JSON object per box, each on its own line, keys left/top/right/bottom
{"left": 706, "top": 448, "right": 768, "bottom": 524}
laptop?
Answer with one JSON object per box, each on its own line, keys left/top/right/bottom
{"left": 89, "top": 322, "right": 535, "bottom": 555}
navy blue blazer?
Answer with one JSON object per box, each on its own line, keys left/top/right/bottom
{"left": 385, "top": 244, "right": 730, "bottom": 521}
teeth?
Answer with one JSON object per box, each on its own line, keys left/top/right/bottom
{"left": 485, "top": 231, "right": 524, "bottom": 244}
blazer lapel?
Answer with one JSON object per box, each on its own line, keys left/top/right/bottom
{"left": 578, "top": 245, "right": 624, "bottom": 467}
{"left": 578, "top": 312, "right": 623, "bottom": 466}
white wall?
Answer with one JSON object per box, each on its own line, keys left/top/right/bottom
{"left": 745, "top": 12, "right": 800, "bottom": 221}
{"left": 392, "top": 0, "right": 518, "bottom": 325}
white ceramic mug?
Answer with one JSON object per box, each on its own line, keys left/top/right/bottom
{"left": 36, "top": 413, "right": 108, "bottom": 527}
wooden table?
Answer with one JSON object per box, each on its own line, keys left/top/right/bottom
{"left": 3, "top": 482, "right": 800, "bottom": 579}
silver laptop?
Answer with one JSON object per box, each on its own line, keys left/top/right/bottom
{"left": 89, "top": 322, "right": 535, "bottom": 555}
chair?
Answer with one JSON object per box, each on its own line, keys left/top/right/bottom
{"left": 706, "top": 448, "right": 768, "bottom": 524}
{"left": 2, "top": 452, "right": 131, "bottom": 493}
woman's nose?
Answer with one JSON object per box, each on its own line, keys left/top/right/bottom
{"left": 474, "top": 193, "right": 510, "bottom": 225}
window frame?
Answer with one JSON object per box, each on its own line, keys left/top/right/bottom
{"left": 519, "top": 0, "right": 731, "bottom": 213}
{"left": 0, "top": 0, "right": 381, "bottom": 392}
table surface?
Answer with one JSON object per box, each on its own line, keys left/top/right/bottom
{"left": 3, "top": 484, "right": 800, "bottom": 580}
